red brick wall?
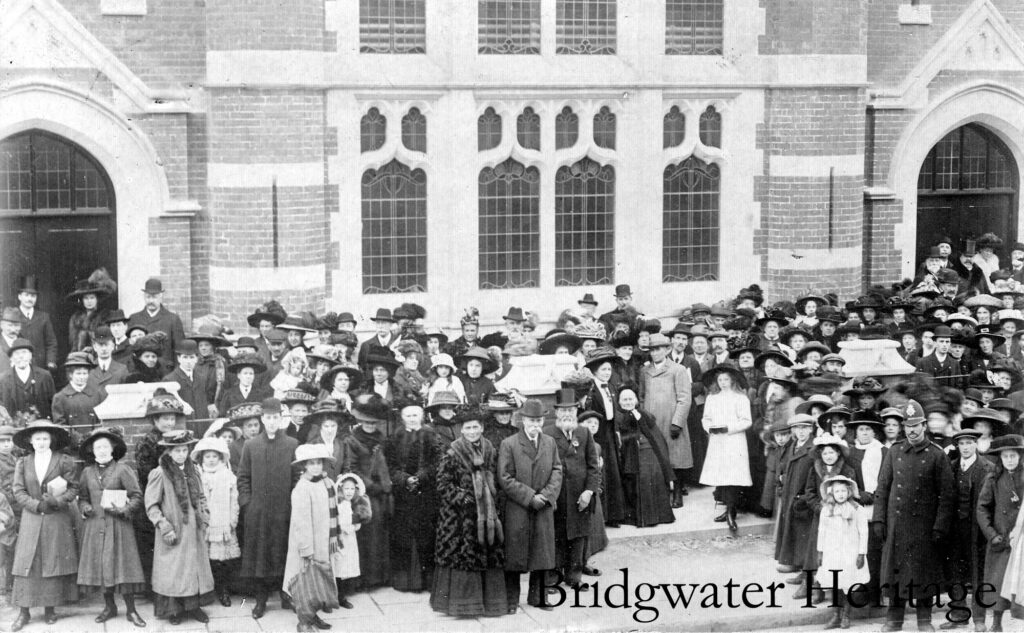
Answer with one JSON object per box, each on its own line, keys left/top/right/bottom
{"left": 206, "top": 0, "right": 324, "bottom": 51}
{"left": 149, "top": 215, "right": 193, "bottom": 331}
{"left": 134, "top": 114, "right": 189, "bottom": 200}
{"left": 207, "top": 90, "right": 326, "bottom": 164}
{"left": 760, "top": 0, "right": 867, "bottom": 55}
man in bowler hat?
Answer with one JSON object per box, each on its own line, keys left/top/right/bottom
{"left": 599, "top": 284, "right": 642, "bottom": 337}
{"left": 0, "top": 308, "right": 25, "bottom": 376}
{"left": 499, "top": 399, "right": 563, "bottom": 610}
{"left": 13, "top": 276, "right": 58, "bottom": 372}
{"left": 357, "top": 309, "right": 398, "bottom": 374}
{"left": 127, "top": 278, "right": 186, "bottom": 371}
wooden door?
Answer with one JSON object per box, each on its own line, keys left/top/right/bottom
{"left": 916, "top": 194, "right": 1013, "bottom": 264}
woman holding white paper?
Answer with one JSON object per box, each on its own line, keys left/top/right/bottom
{"left": 8, "top": 420, "right": 79, "bottom": 632}
{"left": 77, "top": 427, "right": 147, "bottom": 627}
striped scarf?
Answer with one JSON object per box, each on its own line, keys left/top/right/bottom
{"left": 310, "top": 475, "right": 342, "bottom": 554}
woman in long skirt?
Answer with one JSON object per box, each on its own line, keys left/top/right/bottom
{"left": 77, "top": 427, "right": 147, "bottom": 627}
{"left": 616, "top": 387, "right": 675, "bottom": 527}
{"left": 145, "top": 430, "right": 216, "bottom": 625}
{"left": 9, "top": 420, "right": 79, "bottom": 632}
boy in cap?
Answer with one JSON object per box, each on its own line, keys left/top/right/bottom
{"left": 127, "top": 278, "right": 186, "bottom": 371}
{"left": 238, "top": 398, "right": 300, "bottom": 619}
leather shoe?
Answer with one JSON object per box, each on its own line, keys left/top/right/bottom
{"left": 582, "top": 566, "right": 601, "bottom": 576}
{"left": 169, "top": 613, "right": 182, "bottom": 626}
{"left": 191, "top": 608, "right": 209, "bottom": 624}
{"left": 680, "top": 487, "right": 689, "bottom": 496}
{"left": 338, "top": 598, "right": 354, "bottom": 610}
{"left": 313, "top": 615, "right": 332, "bottom": 630}
{"left": 10, "top": 612, "right": 29, "bottom": 632}
{"left": 776, "top": 564, "right": 799, "bottom": 573}
{"left": 938, "top": 622, "right": 968, "bottom": 630}
{"left": 252, "top": 601, "right": 267, "bottom": 620}
{"left": 44, "top": 612, "right": 57, "bottom": 625}
{"left": 218, "top": 591, "right": 231, "bottom": 607}
{"left": 714, "top": 510, "right": 727, "bottom": 522}
{"left": 96, "top": 606, "right": 118, "bottom": 623}
{"left": 126, "top": 611, "right": 147, "bottom": 628}
{"left": 281, "top": 593, "right": 295, "bottom": 611}
{"left": 786, "top": 574, "right": 804, "bottom": 585}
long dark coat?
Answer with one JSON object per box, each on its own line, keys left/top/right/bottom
{"left": 584, "top": 382, "right": 626, "bottom": 524}
{"left": 545, "top": 425, "right": 600, "bottom": 544}
{"left": 0, "top": 367, "right": 55, "bottom": 420}
{"left": 163, "top": 366, "right": 217, "bottom": 420}
{"left": 498, "top": 430, "right": 563, "bottom": 572}
{"left": 77, "top": 461, "right": 145, "bottom": 589}
{"left": 127, "top": 307, "right": 186, "bottom": 369}
{"left": 618, "top": 408, "right": 675, "bottom": 527}
{"left": 774, "top": 436, "right": 815, "bottom": 566}
{"left": 944, "top": 456, "right": 993, "bottom": 589}
{"left": 433, "top": 438, "right": 504, "bottom": 570}
{"left": 976, "top": 466, "right": 1024, "bottom": 591}
{"left": 18, "top": 308, "right": 57, "bottom": 369}
{"left": 342, "top": 427, "right": 392, "bottom": 587}
{"left": 50, "top": 383, "right": 104, "bottom": 430}
{"left": 216, "top": 383, "right": 271, "bottom": 417}
{"left": 872, "top": 439, "right": 956, "bottom": 599}
{"left": 11, "top": 452, "right": 79, "bottom": 578}
{"left": 385, "top": 426, "right": 441, "bottom": 590}
{"left": 88, "top": 361, "right": 129, "bottom": 393}
{"left": 237, "top": 432, "right": 299, "bottom": 579}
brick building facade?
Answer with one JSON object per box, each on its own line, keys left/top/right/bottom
{"left": 1, "top": 0, "right": 1022, "bottom": 349}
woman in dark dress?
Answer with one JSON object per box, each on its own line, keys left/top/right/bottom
{"left": 583, "top": 350, "right": 627, "bottom": 527}
{"left": 482, "top": 394, "right": 519, "bottom": 451}
{"left": 458, "top": 347, "right": 497, "bottom": 408}
{"left": 616, "top": 386, "right": 675, "bottom": 527}
{"left": 340, "top": 394, "right": 392, "bottom": 589}
{"left": 430, "top": 416, "right": 507, "bottom": 617}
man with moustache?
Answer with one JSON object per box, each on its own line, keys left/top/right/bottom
{"left": 127, "top": 278, "right": 186, "bottom": 371}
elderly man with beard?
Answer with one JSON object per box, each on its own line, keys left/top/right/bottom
{"left": 544, "top": 389, "right": 600, "bottom": 591}
{"left": 872, "top": 401, "right": 955, "bottom": 632}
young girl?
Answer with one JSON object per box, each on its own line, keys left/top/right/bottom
{"left": 77, "top": 427, "right": 147, "bottom": 627}
{"left": 700, "top": 365, "right": 753, "bottom": 532}
{"left": 426, "top": 354, "right": 466, "bottom": 404}
{"left": 816, "top": 475, "right": 868, "bottom": 629}
{"left": 284, "top": 444, "right": 341, "bottom": 632}
{"left": 191, "top": 436, "right": 240, "bottom": 608}
{"left": 144, "top": 430, "right": 215, "bottom": 625}
{"left": 270, "top": 348, "right": 309, "bottom": 399}
{"left": 978, "top": 434, "right": 1024, "bottom": 631}
{"left": 335, "top": 473, "right": 371, "bottom": 609}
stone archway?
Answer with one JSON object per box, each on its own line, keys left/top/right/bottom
{"left": 889, "top": 81, "right": 1024, "bottom": 279}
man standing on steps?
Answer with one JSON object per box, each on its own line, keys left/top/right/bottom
{"left": 641, "top": 333, "right": 692, "bottom": 507}
{"left": 14, "top": 276, "right": 57, "bottom": 374}
{"left": 128, "top": 278, "right": 186, "bottom": 372}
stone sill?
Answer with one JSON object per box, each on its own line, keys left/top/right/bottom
{"left": 101, "top": 0, "right": 147, "bottom": 16}
{"left": 898, "top": 4, "right": 932, "bottom": 26}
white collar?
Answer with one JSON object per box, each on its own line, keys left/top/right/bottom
{"left": 961, "top": 453, "right": 978, "bottom": 471}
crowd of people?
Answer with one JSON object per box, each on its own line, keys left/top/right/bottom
{"left": 2, "top": 232, "right": 1024, "bottom": 630}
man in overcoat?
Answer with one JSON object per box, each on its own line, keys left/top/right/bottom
{"left": 774, "top": 414, "right": 816, "bottom": 576}
{"left": 162, "top": 340, "right": 217, "bottom": 420}
{"left": 640, "top": 333, "right": 692, "bottom": 507}
{"left": 237, "top": 398, "right": 299, "bottom": 619}
{"left": 942, "top": 428, "right": 993, "bottom": 628}
{"left": 545, "top": 389, "right": 600, "bottom": 589}
{"left": 915, "top": 326, "right": 962, "bottom": 389}
{"left": 872, "top": 401, "right": 955, "bottom": 631}
{"left": 14, "top": 277, "right": 58, "bottom": 373}
{"left": 357, "top": 309, "right": 398, "bottom": 376}
{"left": 499, "top": 399, "right": 563, "bottom": 610}
{"left": 86, "top": 326, "right": 128, "bottom": 394}
{"left": 127, "top": 278, "right": 186, "bottom": 371}
{"left": 0, "top": 340, "right": 55, "bottom": 421}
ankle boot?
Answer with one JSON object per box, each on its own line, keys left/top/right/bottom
{"left": 810, "top": 581, "right": 826, "bottom": 605}
{"left": 825, "top": 606, "right": 842, "bottom": 629}
{"left": 840, "top": 604, "right": 851, "bottom": 629}
{"left": 671, "top": 487, "right": 683, "bottom": 509}
{"left": 726, "top": 507, "right": 738, "bottom": 532}
{"left": 991, "top": 610, "right": 1004, "bottom": 632}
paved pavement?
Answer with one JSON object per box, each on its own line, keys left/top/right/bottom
{"left": 0, "top": 488, "right": 921, "bottom": 632}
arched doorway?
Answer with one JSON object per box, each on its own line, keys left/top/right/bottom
{"left": 0, "top": 130, "right": 117, "bottom": 363}
{"left": 916, "top": 123, "right": 1018, "bottom": 264}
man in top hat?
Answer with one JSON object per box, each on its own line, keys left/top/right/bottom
{"left": 127, "top": 278, "right": 186, "bottom": 371}
{"left": 163, "top": 339, "right": 217, "bottom": 420}
{"left": 641, "top": 333, "right": 693, "bottom": 507}
{"left": 238, "top": 397, "right": 300, "bottom": 619}
{"left": 915, "top": 325, "right": 963, "bottom": 388}
{"left": 544, "top": 389, "right": 600, "bottom": 591}
{"left": 0, "top": 308, "right": 25, "bottom": 376}
{"left": 872, "top": 401, "right": 955, "bottom": 632}
{"left": 0, "top": 338, "right": 55, "bottom": 421}
{"left": 499, "top": 398, "right": 563, "bottom": 610}
{"left": 357, "top": 309, "right": 398, "bottom": 375}
{"left": 13, "top": 276, "right": 58, "bottom": 372}
{"left": 599, "top": 285, "right": 642, "bottom": 339}
{"left": 87, "top": 325, "right": 129, "bottom": 393}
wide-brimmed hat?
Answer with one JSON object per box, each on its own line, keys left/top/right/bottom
{"left": 701, "top": 363, "right": 747, "bottom": 389}
{"left": 970, "top": 330, "right": 1007, "bottom": 349}
{"left": 426, "top": 390, "right": 462, "bottom": 412}
{"left": 574, "top": 324, "right": 607, "bottom": 344}
{"left": 520, "top": 398, "right": 548, "bottom": 419}
{"left": 188, "top": 322, "right": 231, "bottom": 347}
{"left": 365, "top": 354, "right": 400, "bottom": 374}
{"left": 292, "top": 443, "right": 335, "bottom": 466}
{"left": 539, "top": 330, "right": 582, "bottom": 355}
{"left": 755, "top": 310, "right": 790, "bottom": 328}
{"left": 764, "top": 366, "right": 798, "bottom": 388}
{"left": 987, "top": 434, "right": 1024, "bottom": 453}
{"left": 64, "top": 351, "right": 97, "bottom": 370}
{"left": 795, "top": 294, "right": 827, "bottom": 314}
{"left": 583, "top": 346, "right": 623, "bottom": 371}
{"left": 0, "top": 426, "right": 16, "bottom": 439}
{"left": 797, "top": 341, "right": 831, "bottom": 360}
{"left": 146, "top": 389, "right": 185, "bottom": 419}
{"left": 943, "top": 314, "right": 978, "bottom": 329}
{"left": 14, "top": 420, "right": 71, "bottom": 452}
{"left": 320, "top": 362, "right": 363, "bottom": 392}
{"left": 813, "top": 432, "right": 850, "bottom": 458}
{"left": 820, "top": 474, "right": 859, "bottom": 501}
{"left": 961, "top": 408, "right": 1008, "bottom": 432}
{"left": 305, "top": 398, "right": 351, "bottom": 426}
{"left": 459, "top": 347, "right": 498, "bottom": 374}
{"left": 7, "top": 338, "right": 33, "bottom": 357}
{"left": 79, "top": 427, "right": 127, "bottom": 461}
{"left": 247, "top": 300, "right": 287, "bottom": 328}
{"left": 990, "top": 398, "right": 1021, "bottom": 417}
{"left": 786, "top": 413, "right": 816, "bottom": 428}
{"left": 849, "top": 409, "right": 884, "bottom": 433}
{"left": 484, "top": 392, "right": 520, "bottom": 412}
{"left": 997, "top": 310, "right": 1024, "bottom": 330}
{"left": 964, "top": 295, "right": 1005, "bottom": 310}
{"left": 307, "top": 344, "right": 341, "bottom": 366}
{"left": 794, "top": 395, "right": 833, "bottom": 417}
{"left": 227, "top": 402, "right": 263, "bottom": 423}
{"left": 191, "top": 436, "right": 231, "bottom": 464}
{"left": 423, "top": 328, "right": 449, "bottom": 347}
{"left": 228, "top": 353, "right": 267, "bottom": 375}
{"left": 755, "top": 350, "right": 793, "bottom": 370}
{"left": 780, "top": 328, "right": 810, "bottom": 346}
{"left": 204, "top": 418, "right": 243, "bottom": 442}
{"left": 429, "top": 353, "right": 457, "bottom": 373}
{"left": 157, "top": 429, "right": 199, "bottom": 448}
{"left": 351, "top": 394, "right": 390, "bottom": 424}
{"left": 281, "top": 386, "right": 317, "bottom": 407}
{"left": 815, "top": 404, "right": 852, "bottom": 431}
{"left": 277, "top": 313, "right": 317, "bottom": 333}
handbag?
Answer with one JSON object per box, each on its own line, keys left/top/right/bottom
{"left": 286, "top": 559, "right": 340, "bottom": 613}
